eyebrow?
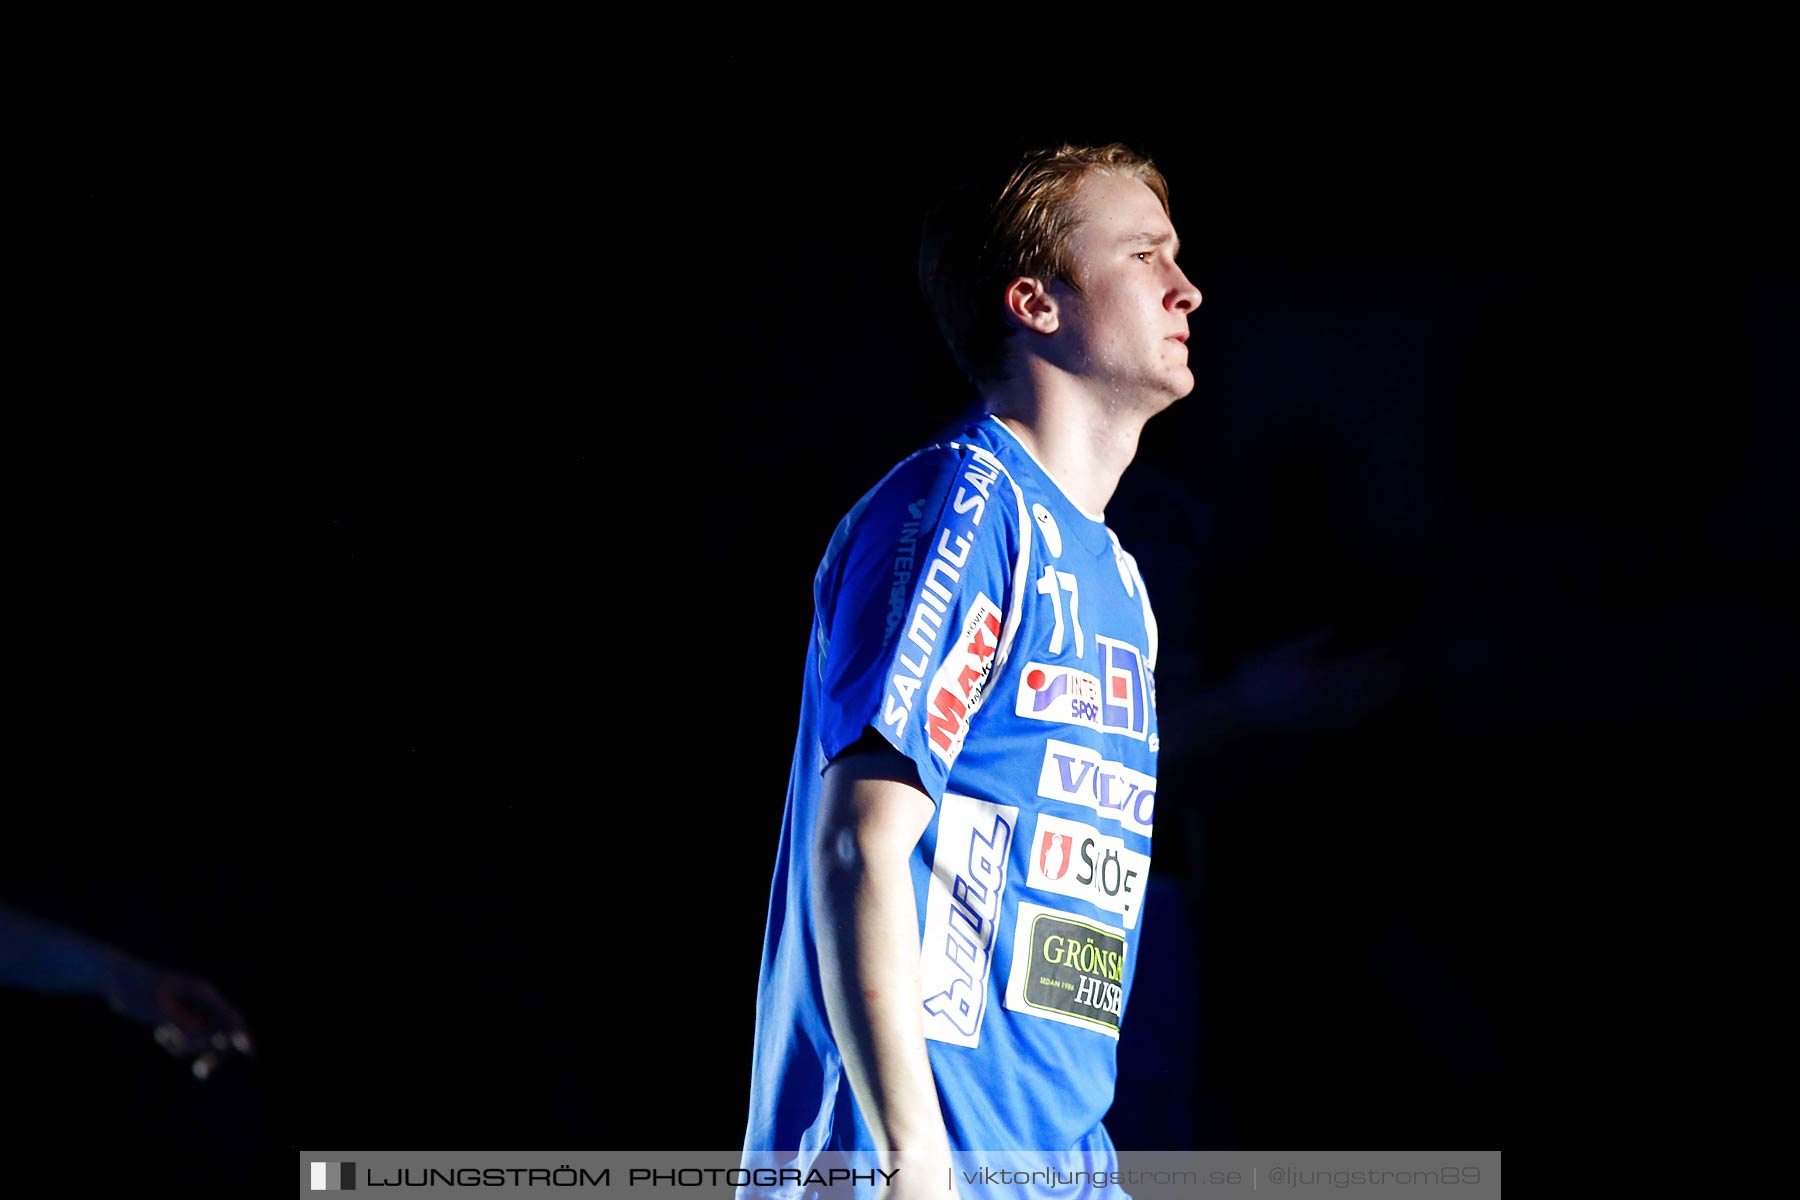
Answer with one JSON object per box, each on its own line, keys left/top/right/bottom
{"left": 1117, "top": 230, "right": 1181, "bottom": 257}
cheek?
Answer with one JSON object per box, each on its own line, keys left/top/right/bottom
{"left": 1087, "top": 294, "right": 1139, "bottom": 343}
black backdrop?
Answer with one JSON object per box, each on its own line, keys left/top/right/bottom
{"left": 10, "top": 54, "right": 1793, "bottom": 1189}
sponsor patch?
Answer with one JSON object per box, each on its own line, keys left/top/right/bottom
{"left": 1096, "top": 636, "right": 1148, "bottom": 739}
{"left": 920, "top": 792, "right": 1019, "bottom": 1048}
{"left": 1014, "top": 661, "right": 1103, "bottom": 731}
{"left": 924, "top": 593, "right": 1003, "bottom": 765}
{"left": 1004, "top": 901, "right": 1127, "bottom": 1038}
{"left": 1024, "top": 813, "right": 1150, "bottom": 929}
{"left": 1014, "top": 635, "right": 1149, "bottom": 741}
{"left": 1035, "top": 738, "right": 1156, "bottom": 837}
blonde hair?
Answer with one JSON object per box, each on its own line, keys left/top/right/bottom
{"left": 918, "top": 143, "right": 1171, "bottom": 386}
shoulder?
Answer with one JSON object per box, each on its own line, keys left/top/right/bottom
{"left": 821, "top": 429, "right": 1026, "bottom": 580}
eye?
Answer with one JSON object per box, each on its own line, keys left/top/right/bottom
{"left": 1134, "top": 251, "right": 1155, "bottom": 263}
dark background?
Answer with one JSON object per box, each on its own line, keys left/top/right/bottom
{"left": 10, "top": 53, "right": 1793, "bottom": 1189}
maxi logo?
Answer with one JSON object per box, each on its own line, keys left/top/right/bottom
{"left": 1024, "top": 813, "right": 1150, "bottom": 930}
{"left": 1003, "top": 901, "right": 1128, "bottom": 1039}
{"left": 881, "top": 455, "right": 1002, "bottom": 739}
{"left": 924, "top": 596, "right": 1003, "bottom": 765}
{"left": 920, "top": 793, "right": 1018, "bottom": 1049}
{"left": 1036, "top": 738, "right": 1156, "bottom": 837}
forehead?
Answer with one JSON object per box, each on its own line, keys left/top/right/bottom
{"left": 1068, "top": 173, "right": 1175, "bottom": 253}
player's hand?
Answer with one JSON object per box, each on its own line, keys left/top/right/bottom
{"left": 102, "top": 955, "right": 254, "bottom": 1080}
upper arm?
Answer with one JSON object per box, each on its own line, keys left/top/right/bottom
{"left": 813, "top": 444, "right": 1026, "bottom": 806}
{"left": 815, "top": 743, "right": 937, "bottom": 871}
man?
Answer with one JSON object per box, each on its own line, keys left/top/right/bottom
{"left": 741, "top": 143, "right": 1200, "bottom": 1197}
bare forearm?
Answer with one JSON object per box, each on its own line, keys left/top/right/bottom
{"left": 814, "top": 842, "right": 952, "bottom": 1156}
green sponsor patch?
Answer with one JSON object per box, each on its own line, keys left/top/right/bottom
{"left": 1020, "top": 911, "right": 1125, "bottom": 1032}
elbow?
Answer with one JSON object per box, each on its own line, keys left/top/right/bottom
{"left": 812, "top": 819, "right": 876, "bottom": 893}
{"left": 811, "top": 811, "right": 920, "bottom": 907}
{"left": 809, "top": 823, "right": 871, "bottom": 946}
{"left": 812, "top": 751, "right": 936, "bottom": 890}
{"left": 820, "top": 823, "right": 862, "bottom": 875}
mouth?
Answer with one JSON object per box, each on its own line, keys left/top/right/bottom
{"left": 1168, "top": 334, "right": 1188, "bottom": 344}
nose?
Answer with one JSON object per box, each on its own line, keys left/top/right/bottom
{"left": 1169, "top": 265, "right": 1202, "bottom": 313}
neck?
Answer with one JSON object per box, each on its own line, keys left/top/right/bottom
{"left": 978, "top": 369, "right": 1152, "bottom": 517}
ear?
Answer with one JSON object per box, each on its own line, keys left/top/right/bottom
{"left": 1002, "top": 276, "right": 1060, "bottom": 335}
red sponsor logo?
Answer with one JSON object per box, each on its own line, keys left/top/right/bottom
{"left": 926, "top": 608, "right": 1002, "bottom": 753}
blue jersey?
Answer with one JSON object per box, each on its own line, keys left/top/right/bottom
{"left": 742, "top": 414, "right": 1161, "bottom": 1189}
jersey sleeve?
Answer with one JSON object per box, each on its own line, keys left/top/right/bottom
{"left": 813, "top": 442, "right": 1025, "bottom": 804}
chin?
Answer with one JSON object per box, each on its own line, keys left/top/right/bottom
{"left": 1158, "top": 370, "right": 1195, "bottom": 405}
{"left": 1131, "top": 388, "right": 1184, "bottom": 420}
